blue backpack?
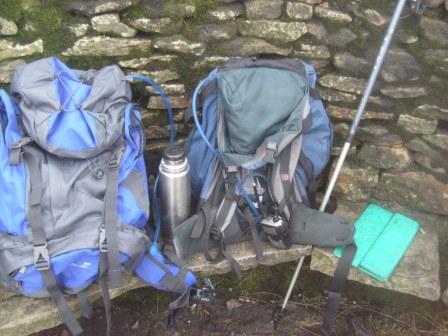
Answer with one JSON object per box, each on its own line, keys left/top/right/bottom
{"left": 0, "top": 57, "right": 196, "bottom": 336}
{"left": 172, "top": 58, "right": 354, "bottom": 275}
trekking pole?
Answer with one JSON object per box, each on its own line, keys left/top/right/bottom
{"left": 275, "top": 0, "right": 424, "bottom": 327}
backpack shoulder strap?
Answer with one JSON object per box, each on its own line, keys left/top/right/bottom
{"left": 22, "top": 145, "right": 83, "bottom": 336}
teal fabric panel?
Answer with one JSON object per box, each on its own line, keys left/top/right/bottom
{"left": 359, "top": 213, "right": 419, "bottom": 282}
{"left": 334, "top": 204, "right": 420, "bottom": 282}
{"left": 217, "top": 67, "right": 307, "bottom": 165}
{"left": 334, "top": 204, "right": 393, "bottom": 267}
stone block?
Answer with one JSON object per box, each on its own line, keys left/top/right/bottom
{"left": 397, "top": 114, "right": 438, "bottom": 135}
{"left": 221, "top": 37, "right": 291, "bottom": 57}
{"left": 153, "top": 35, "right": 205, "bottom": 56}
{"left": 0, "top": 59, "right": 26, "bottom": 84}
{"left": 311, "top": 232, "right": 441, "bottom": 301}
{"left": 326, "top": 105, "right": 394, "bottom": 121}
{"left": 246, "top": 0, "right": 284, "bottom": 20}
{"left": 207, "top": 3, "right": 245, "bottom": 21}
{"left": 286, "top": 2, "right": 313, "bottom": 20}
{"left": 0, "top": 17, "right": 18, "bottom": 36}
{"left": 375, "top": 171, "right": 448, "bottom": 216}
{"left": 319, "top": 74, "right": 367, "bottom": 95}
{"left": 239, "top": 20, "right": 307, "bottom": 42}
{"left": 62, "top": 36, "right": 151, "bottom": 56}
{"left": 91, "top": 13, "right": 136, "bottom": 37}
{"left": 0, "top": 39, "right": 43, "bottom": 62}
{"left": 358, "top": 143, "right": 412, "bottom": 169}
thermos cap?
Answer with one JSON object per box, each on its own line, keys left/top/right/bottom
{"left": 162, "top": 144, "right": 185, "bottom": 162}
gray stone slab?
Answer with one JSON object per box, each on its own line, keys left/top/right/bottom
{"left": 0, "top": 242, "right": 310, "bottom": 336}
{"left": 310, "top": 231, "right": 441, "bottom": 302}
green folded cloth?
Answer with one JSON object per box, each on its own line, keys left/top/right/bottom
{"left": 334, "top": 204, "right": 420, "bottom": 282}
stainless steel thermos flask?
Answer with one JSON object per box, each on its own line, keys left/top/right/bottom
{"left": 159, "top": 145, "right": 191, "bottom": 240}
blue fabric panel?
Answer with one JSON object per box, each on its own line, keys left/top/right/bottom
{"left": 117, "top": 186, "right": 147, "bottom": 228}
{"left": 15, "top": 250, "right": 130, "bottom": 295}
{"left": 0, "top": 90, "right": 27, "bottom": 235}
{"left": 187, "top": 90, "right": 219, "bottom": 199}
{"left": 134, "top": 250, "right": 197, "bottom": 292}
{"left": 47, "top": 58, "right": 97, "bottom": 151}
{"left": 296, "top": 63, "right": 332, "bottom": 189}
{"left": 120, "top": 105, "right": 144, "bottom": 182}
{"left": 300, "top": 97, "right": 332, "bottom": 178}
{"left": 47, "top": 110, "right": 98, "bottom": 151}
{"left": 117, "top": 105, "right": 149, "bottom": 228}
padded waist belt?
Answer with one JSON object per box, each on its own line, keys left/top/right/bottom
{"left": 173, "top": 204, "right": 354, "bottom": 259}
{"left": 288, "top": 204, "right": 354, "bottom": 247}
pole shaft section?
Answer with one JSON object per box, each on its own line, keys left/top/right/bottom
{"left": 321, "top": 0, "right": 409, "bottom": 212}
{"left": 346, "top": 0, "right": 408, "bottom": 143}
{"left": 282, "top": 255, "right": 305, "bottom": 310}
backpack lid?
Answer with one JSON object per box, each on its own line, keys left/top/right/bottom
{"left": 215, "top": 59, "right": 310, "bottom": 168}
{"left": 10, "top": 57, "right": 131, "bottom": 159}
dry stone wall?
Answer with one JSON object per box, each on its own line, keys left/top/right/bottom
{"left": 1, "top": 0, "right": 448, "bottom": 298}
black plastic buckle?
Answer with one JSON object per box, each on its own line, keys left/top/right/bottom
{"left": 326, "top": 290, "right": 341, "bottom": 303}
{"left": 224, "top": 166, "right": 238, "bottom": 184}
{"left": 108, "top": 156, "right": 120, "bottom": 168}
{"left": 33, "top": 243, "right": 50, "bottom": 271}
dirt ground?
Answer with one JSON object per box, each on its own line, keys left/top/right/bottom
{"left": 35, "top": 265, "right": 448, "bottom": 336}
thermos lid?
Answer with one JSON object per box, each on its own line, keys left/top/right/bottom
{"left": 162, "top": 145, "right": 185, "bottom": 162}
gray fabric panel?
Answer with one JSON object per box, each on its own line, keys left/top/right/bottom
{"left": 10, "top": 57, "right": 130, "bottom": 159}
{"left": 270, "top": 135, "right": 303, "bottom": 220}
{"left": 104, "top": 160, "right": 122, "bottom": 288}
{"left": 216, "top": 66, "right": 308, "bottom": 166}
{"left": 123, "top": 170, "right": 150, "bottom": 217}
{"left": 0, "top": 225, "right": 149, "bottom": 285}
{"left": 219, "top": 58, "right": 306, "bottom": 78}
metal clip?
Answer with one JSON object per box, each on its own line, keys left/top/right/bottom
{"left": 265, "top": 142, "right": 278, "bottom": 163}
{"left": 99, "top": 228, "right": 108, "bottom": 252}
{"left": 33, "top": 243, "right": 50, "bottom": 271}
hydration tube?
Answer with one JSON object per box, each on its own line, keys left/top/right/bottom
{"left": 191, "top": 69, "right": 219, "bottom": 157}
{"left": 126, "top": 74, "right": 175, "bottom": 143}
{"left": 236, "top": 180, "right": 262, "bottom": 222}
{"left": 126, "top": 74, "right": 175, "bottom": 254}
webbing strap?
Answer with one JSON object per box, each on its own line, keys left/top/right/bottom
{"left": 23, "top": 146, "right": 83, "bottom": 336}
{"left": 276, "top": 143, "right": 294, "bottom": 215}
{"left": 41, "top": 271, "right": 83, "bottom": 336}
{"left": 203, "top": 175, "right": 241, "bottom": 277}
{"left": 77, "top": 291, "right": 93, "bottom": 319}
{"left": 321, "top": 243, "right": 357, "bottom": 335}
{"left": 103, "top": 151, "right": 122, "bottom": 288}
{"left": 298, "top": 154, "right": 317, "bottom": 209}
{"left": 99, "top": 253, "right": 112, "bottom": 336}
{"left": 243, "top": 207, "right": 263, "bottom": 260}
{"left": 146, "top": 253, "right": 189, "bottom": 293}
